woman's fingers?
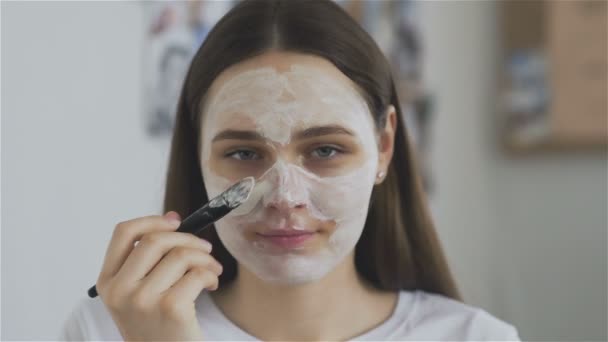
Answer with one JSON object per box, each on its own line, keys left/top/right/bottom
{"left": 95, "top": 212, "right": 218, "bottom": 341}
{"left": 113, "top": 231, "right": 213, "bottom": 285}
{"left": 162, "top": 267, "right": 220, "bottom": 307}
{"left": 98, "top": 214, "right": 181, "bottom": 284}
{"left": 138, "top": 246, "right": 222, "bottom": 294}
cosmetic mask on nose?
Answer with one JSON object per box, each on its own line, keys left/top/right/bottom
{"left": 199, "top": 64, "right": 379, "bottom": 284}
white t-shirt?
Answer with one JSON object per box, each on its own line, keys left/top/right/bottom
{"left": 59, "top": 289, "right": 520, "bottom": 341}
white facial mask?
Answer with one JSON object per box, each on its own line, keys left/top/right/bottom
{"left": 200, "top": 64, "right": 379, "bottom": 284}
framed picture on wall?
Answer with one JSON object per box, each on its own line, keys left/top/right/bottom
{"left": 501, "top": 0, "right": 607, "bottom": 152}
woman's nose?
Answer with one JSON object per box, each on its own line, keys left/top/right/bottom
{"left": 268, "top": 198, "right": 307, "bottom": 212}
{"left": 263, "top": 161, "right": 309, "bottom": 211}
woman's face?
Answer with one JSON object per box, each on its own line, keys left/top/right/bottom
{"left": 199, "top": 52, "right": 383, "bottom": 285}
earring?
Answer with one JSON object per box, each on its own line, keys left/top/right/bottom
{"left": 376, "top": 171, "right": 385, "bottom": 183}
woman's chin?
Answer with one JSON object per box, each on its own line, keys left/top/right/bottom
{"left": 251, "top": 258, "right": 334, "bottom": 285}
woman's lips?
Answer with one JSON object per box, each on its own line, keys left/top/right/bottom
{"left": 256, "top": 229, "right": 316, "bottom": 249}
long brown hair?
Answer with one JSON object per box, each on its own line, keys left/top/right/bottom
{"left": 163, "top": 0, "right": 461, "bottom": 300}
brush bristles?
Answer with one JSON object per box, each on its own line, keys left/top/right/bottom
{"left": 223, "top": 177, "right": 255, "bottom": 208}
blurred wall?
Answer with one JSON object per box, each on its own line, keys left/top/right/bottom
{"left": 1, "top": 2, "right": 169, "bottom": 339}
{"left": 2, "top": 1, "right": 606, "bottom": 340}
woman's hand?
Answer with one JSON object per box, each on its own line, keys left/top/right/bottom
{"left": 94, "top": 211, "right": 223, "bottom": 341}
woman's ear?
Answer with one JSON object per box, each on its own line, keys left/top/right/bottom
{"left": 375, "top": 105, "right": 397, "bottom": 185}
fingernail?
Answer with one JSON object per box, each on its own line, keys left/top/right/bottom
{"left": 164, "top": 217, "right": 181, "bottom": 229}
{"left": 164, "top": 211, "right": 181, "bottom": 228}
{"left": 199, "top": 239, "right": 213, "bottom": 252}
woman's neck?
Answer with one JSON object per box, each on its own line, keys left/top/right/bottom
{"left": 210, "top": 252, "right": 398, "bottom": 341}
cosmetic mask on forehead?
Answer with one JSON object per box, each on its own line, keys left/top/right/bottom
{"left": 200, "top": 64, "right": 379, "bottom": 284}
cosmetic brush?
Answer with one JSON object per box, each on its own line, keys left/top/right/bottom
{"left": 87, "top": 176, "right": 255, "bottom": 298}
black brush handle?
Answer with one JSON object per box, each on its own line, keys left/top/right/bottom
{"left": 88, "top": 284, "right": 98, "bottom": 298}
{"left": 176, "top": 203, "right": 231, "bottom": 235}
{"left": 87, "top": 203, "right": 232, "bottom": 298}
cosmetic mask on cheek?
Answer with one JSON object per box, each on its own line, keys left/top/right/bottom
{"left": 199, "top": 64, "right": 379, "bottom": 284}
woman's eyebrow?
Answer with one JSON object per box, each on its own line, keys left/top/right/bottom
{"left": 211, "top": 125, "right": 355, "bottom": 143}
{"left": 295, "top": 125, "right": 355, "bottom": 139}
{"left": 212, "top": 130, "right": 265, "bottom": 142}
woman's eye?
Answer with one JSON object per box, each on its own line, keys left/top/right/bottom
{"left": 226, "top": 149, "right": 261, "bottom": 161}
{"left": 311, "top": 146, "right": 341, "bottom": 159}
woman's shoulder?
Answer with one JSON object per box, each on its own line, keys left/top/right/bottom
{"left": 58, "top": 296, "right": 122, "bottom": 341}
{"left": 401, "top": 290, "right": 520, "bottom": 341}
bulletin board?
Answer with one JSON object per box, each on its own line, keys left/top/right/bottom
{"left": 501, "top": 0, "right": 607, "bottom": 152}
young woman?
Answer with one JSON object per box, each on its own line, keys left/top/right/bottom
{"left": 60, "top": 0, "right": 520, "bottom": 340}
